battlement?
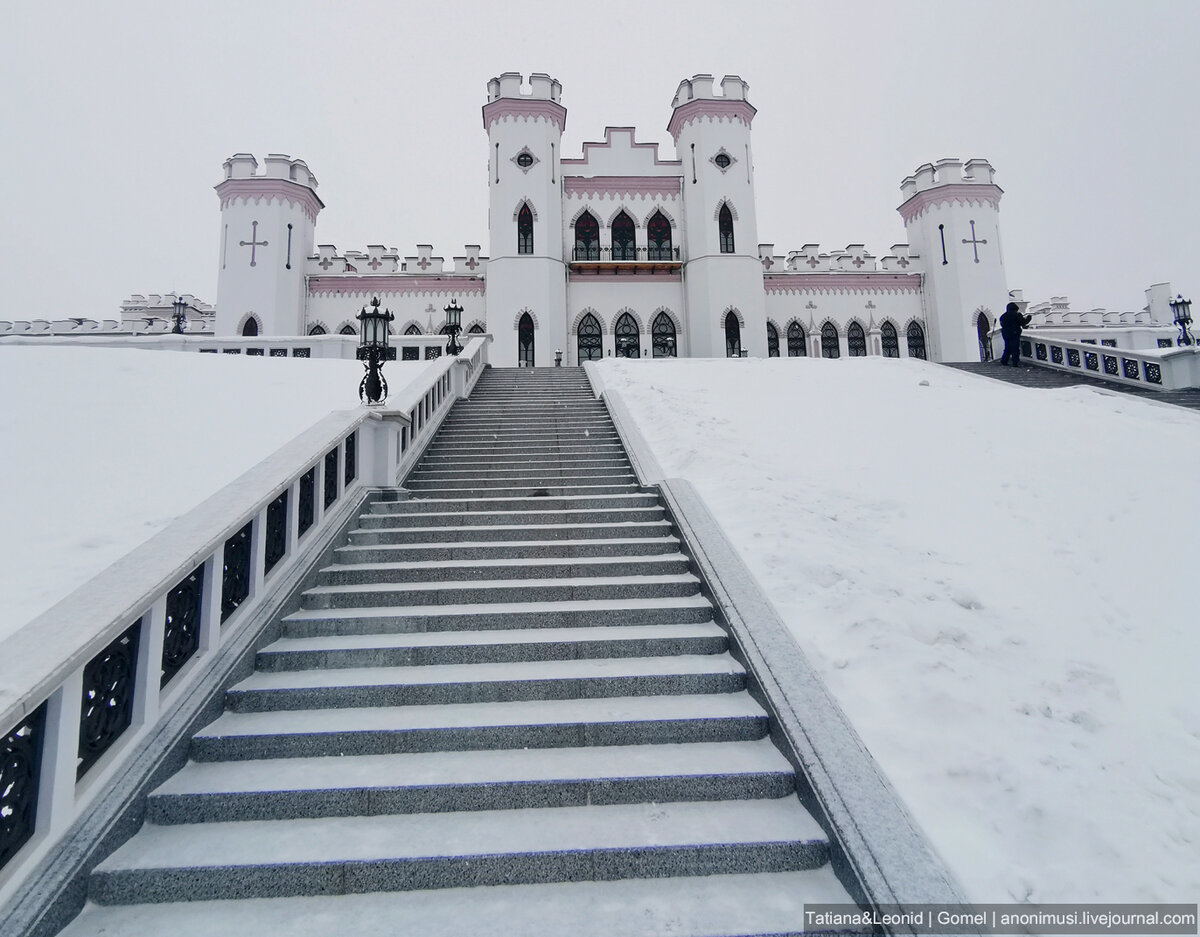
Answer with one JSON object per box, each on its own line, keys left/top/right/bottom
{"left": 487, "top": 72, "right": 562, "bottom": 103}
{"left": 670, "top": 74, "right": 750, "bottom": 109}
{"left": 222, "top": 153, "right": 318, "bottom": 189}
{"left": 308, "top": 243, "right": 486, "bottom": 276}
{"left": 756, "top": 243, "right": 919, "bottom": 274}
{"left": 899, "top": 157, "right": 997, "bottom": 200}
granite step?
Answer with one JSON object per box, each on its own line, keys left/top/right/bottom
{"left": 346, "top": 520, "right": 675, "bottom": 545}
{"left": 368, "top": 493, "right": 660, "bottom": 513}
{"left": 354, "top": 507, "right": 666, "bottom": 529}
{"left": 333, "top": 535, "right": 683, "bottom": 564}
{"left": 317, "top": 552, "right": 692, "bottom": 585}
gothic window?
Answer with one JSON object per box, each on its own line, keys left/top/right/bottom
{"left": 847, "top": 322, "right": 867, "bottom": 357}
{"left": 647, "top": 211, "right": 672, "bottom": 261}
{"left": 767, "top": 322, "right": 780, "bottom": 357}
{"left": 404, "top": 324, "right": 422, "bottom": 335}
{"left": 652, "top": 312, "right": 677, "bottom": 358}
{"left": 518, "top": 312, "right": 535, "bottom": 367}
{"left": 718, "top": 203, "right": 735, "bottom": 254}
{"left": 725, "top": 311, "right": 742, "bottom": 357}
{"left": 242, "top": 317, "right": 259, "bottom": 337}
{"left": 615, "top": 312, "right": 640, "bottom": 357}
{"left": 339, "top": 324, "right": 356, "bottom": 336}
{"left": 881, "top": 321, "right": 899, "bottom": 358}
{"left": 821, "top": 322, "right": 840, "bottom": 359}
{"left": 907, "top": 321, "right": 927, "bottom": 359}
{"left": 308, "top": 325, "right": 326, "bottom": 336}
{"left": 977, "top": 311, "right": 993, "bottom": 361}
{"left": 787, "top": 321, "right": 807, "bottom": 357}
{"left": 468, "top": 323, "right": 485, "bottom": 334}
{"left": 517, "top": 203, "right": 534, "bottom": 255}
{"left": 612, "top": 211, "right": 636, "bottom": 261}
{"left": 574, "top": 211, "right": 599, "bottom": 261}
{"left": 577, "top": 313, "right": 602, "bottom": 361}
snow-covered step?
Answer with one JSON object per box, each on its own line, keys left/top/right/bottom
{"left": 280, "top": 595, "right": 715, "bottom": 637}
{"left": 354, "top": 506, "right": 666, "bottom": 529}
{"left": 405, "top": 469, "right": 635, "bottom": 485}
{"left": 61, "top": 869, "right": 852, "bottom": 937}
{"left": 90, "top": 799, "right": 830, "bottom": 904}
{"left": 406, "top": 463, "right": 632, "bottom": 479}
{"left": 147, "top": 739, "right": 792, "bottom": 823}
{"left": 225, "top": 654, "right": 746, "bottom": 712}
{"left": 381, "top": 483, "right": 645, "bottom": 499}
{"left": 300, "top": 573, "right": 702, "bottom": 609}
{"left": 347, "top": 519, "right": 675, "bottom": 545}
{"left": 333, "top": 535, "right": 683, "bottom": 564}
{"left": 368, "top": 492, "right": 660, "bottom": 513}
{"left": 317, "top": 552, "right": 692, "bottom": 586}
{"left": 190, "top": 692, "right": 771, "bottom": 761}
{"left": 256, "top": 622, "right": 727, "bottom": 671}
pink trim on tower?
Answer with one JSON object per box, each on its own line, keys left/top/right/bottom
{"left": 307, "top": 276, "right": 486, "bottom": 297}
{"left": 896, "top": 184, "right": 1003, "bottom": 224}
{"left": 563, "top": 176, "right": 682, "bottom": 199}
{"left": 215, "top": 178, "right": 325, "bottom": 224}
{"left": 482, "top": 99, "right": 567, "bottom": 133}
{"left": 666, "top": 99, "right": 757, "bottom": 140}
{"left": 763, "top": 273, "right": 922, "bottom": 295}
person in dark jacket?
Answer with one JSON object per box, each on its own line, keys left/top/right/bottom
{"left": 998, "top": 301, "right": 1032, "bottom": 366}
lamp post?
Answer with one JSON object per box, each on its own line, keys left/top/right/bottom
{"left": 356, "top": 296, "right": 396, "bottom": 404}
{"left": 171, "top": 297, "right": 188, "bottom": 334}
{"left": 443, "top": 298, "right": 463, "bottom": 356}
{"left": 1169, "top": 294, "right": 1193, "bottom": 346}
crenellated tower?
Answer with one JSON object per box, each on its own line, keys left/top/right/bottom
{"left": 898, "top": 159, "right": 1006, "bottom": 361}
{"left": 483, "top": 72, "right": 567, "bottom": 367}
{"left": 669, "top": 75, "right": 767, "bottom": 357}
{"left": 214, "top": 154, "right": 322, "bottom": 336}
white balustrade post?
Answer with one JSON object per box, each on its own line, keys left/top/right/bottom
{"left": 133, "top": 595, "right": 168, "bottom": 727}
{"left": 198, "top": 550, "right": 223, "bottom": 653}
{"left": 39, "top": 669, "right": 84, "bottom": 837}
{"left": 248, "top": 506, "right": 268, "bottom": 604}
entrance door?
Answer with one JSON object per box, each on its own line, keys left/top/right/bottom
{"left": 518, "top": 313, "right": 535, "bottom": 367}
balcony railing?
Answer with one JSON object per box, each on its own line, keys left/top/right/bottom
{"left": 572, "top": 246, "right": 680, "bottom": 263}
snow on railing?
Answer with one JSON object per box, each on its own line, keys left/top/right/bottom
{"left": 0, "top": 336, "right": 489, "bottom": 901}
{"left": 1013, "top": 334, "right": 1200, "bottom": 391}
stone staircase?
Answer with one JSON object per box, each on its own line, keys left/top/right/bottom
{"left": 946, "top": 361, "right": 1200, "bottom": 410}
{"left": 61, "top": 367, "right": 854, "bottom": 936}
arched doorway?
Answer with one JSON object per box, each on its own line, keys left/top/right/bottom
{"left": 574, "top": 211, "right": 599, "bottom": 261}
{"left": 518, "top": 313, "right": 535, "bottom": 367}
{"left": 767, "top": 323, "right": 780, "bottom": 357}
{"left": 611, "top": 211, "right": 636, "bottom": 261}
{"left": 821, "top": 322, "right": 840, "bottom": 358}
{"left": 615, "top": 312, "right": 640, "bottom": 357}
{"left": 577, "top": 313, "right": 602, "bottom": 361}
{"left": 907, "top": 321, "right": 927, "bottom": 359}
{"left": 651, "top": 312, "right": 677, "bottom": 358}
{"left": 847, "top": 322, "right": 867, "bottom": 357}
{"left": 725, "top": 312, "right": 741, "bottom": 357}
{"left": 881, "top": 321, "right": 899, "bottom": 358}
{"left": 787, "top": 322, "right": 807, "bottom": 357}
{"left": 977, "top": 311, "right": 993, "bottom": 361}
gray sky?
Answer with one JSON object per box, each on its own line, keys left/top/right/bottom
{"left": 2, "top": 0, "right": 1196, "bottom": 319}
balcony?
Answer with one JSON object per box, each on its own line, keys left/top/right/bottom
{"left": 569, "top": 245, "right": 682, "bottom": 276}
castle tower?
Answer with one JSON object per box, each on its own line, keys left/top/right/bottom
{"left": 483, "top": 72, "right": 568, "bottom": 367}
{"left": 898, "top": 159, "right": 1006, "bottom": 361}
{"left": 669, "top": 75, "right": 767, "bottom": 357}
{"left": 214, "top": 154, "right": 322, "bottom": 336}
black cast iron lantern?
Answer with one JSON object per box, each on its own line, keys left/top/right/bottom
{"left": 356, "top": 296, "right": 396, "bottom": 404}
{"left": 444, "top": 298, "right": 464, "bottom": 356}
{"left": 1169, "top": 294, "right": 1193, "bottom": 346}
{"left": 172, "top": 297, "right": 188, "bottom": 334}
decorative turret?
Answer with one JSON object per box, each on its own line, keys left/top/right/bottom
{"left": 898, "top": 158, "right": 1005, "bottom": 361}
{"left": 482, "top": 72, "right": 567, "bottom": 366}
{"left": 214, "top": 153, "right": 323, "bottom": 336}
{"left": 669, "top": 75, "right": 767, "bottom": 357}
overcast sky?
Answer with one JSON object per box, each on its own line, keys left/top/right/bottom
{"left": 2, "top": 0, "right": 1196, "bottom": 319}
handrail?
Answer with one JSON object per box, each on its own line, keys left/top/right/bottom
{"left": 998, "top": 332, "right": 1200, "bottom": 391}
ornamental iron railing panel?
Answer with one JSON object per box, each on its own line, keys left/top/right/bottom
{"left": 1101, "top": 339, "right": 1118, "bottom": 347}
{"left": 1146, "top": 363, "right": 1162, "bottom": 384}
{"left": 1085, "top": 352, "right": 1099, "bottom": 370}
{"left": 292, "top": 348, "right": 310, "bottom": 358}
{"left": 298, "top": 467, "right": 315, "bottom": 538}
{"left": 1035, "top": 343, "right": 1048, "bottom": 361}
{"left": 401, "top": 346, "right": 419, "bottom": 361}
{"left": 344, "top": 432, "right": 357, "bottom": 485}
{"left": 1158, "top": 339, "right": 1175, "bottom": 349}
{"left": 264, "top": 490, "right": 288, "bottom": 576}
{"left": 220, "top": 521, "right": 253, "bottom": 622}
{"left": 1103, "top": 354, "right": 1119, "bottom": 375}
{"left": 0, "top": 703, "right": 46, "bottom": 871}
{"left": 1067, "top": 348, "right": 1081, "bottom": 367}
{"left": 246, "top": 348, "right": 264, "bottom": 356}
{"left": 161, "top": 565, "right": 203, "bottom": 688}
{"left": 323, "top": 449, "right": 338, "bottom": 509}
{"left": 270, "top": 348, "right": 288, "bottom": 357}
{"left": 77, "top": 620, "right": 141, "bottom": 779}
{"left": 1051, "top": 345, "right": 1064, "bottom": 364}
{"left": 1021, "top": 340, "right": 1032, "bottom": 357}
{"left": 425, "top": 347, "right": 441, "bottom": 360}
{"left": 1122, "top": 358, "right": 1140, "bottom": 380}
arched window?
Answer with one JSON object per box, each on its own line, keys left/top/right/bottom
{"left": 880, "top": 321, "right": 899, "bottom": 358}
{"left": 977, "top": 311, "right": 993, "bottom": 361}
{"left": 821, "top": 323, "right": 840, "bottom": 359}
{"left": 574, "top": 211, "right": 599, "bottom": 261}
{"left": 718, "top": 203, "right": 735, "bottom": 254}
{"left": 611, "top": 211, "right": 636, "bottom": 261}
{"left": 467, "top": 323, "right": 485, "bottom": 334}
{"left": 518, "top": 312, "right": 535, "bottom": 367}
{"left": 404, "top": 324, "right": 422, "bottom": 335}
{"left": 787, "top": 322, "right": 807, "bottom": 357}
{"left": 907, "top": 321, "right": 927, "bottom": 359}
{"left": 517, "top": 203, "right": 534, "bottom": 255}
{"left": 308, "top": 325, "right": 326, "bottom": 336}
{"left": 242, "top": 317, "right": 259, "bottom": 337}
{"left": 652, "top": 312, "right": 677, "bottom": 358}
{"left": 767, "top": 322, "right": 780, "bottom": 357}
{"left": 847, "top": 322, "right": 867, "bottom": 357}
{"left": 615, "top": 312, "right": 640, "bottom": 357}
{"left": 647, "top": 211, "right": 672, "bottom": 261}
{"left": 577, "top": 313, "right": 602, "bottom": 361}
{"left": 339, "top": 324, "right": 356, "bottom": 336}
{"left": 725, "top": 311, "right": 742, "bottom": 357}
